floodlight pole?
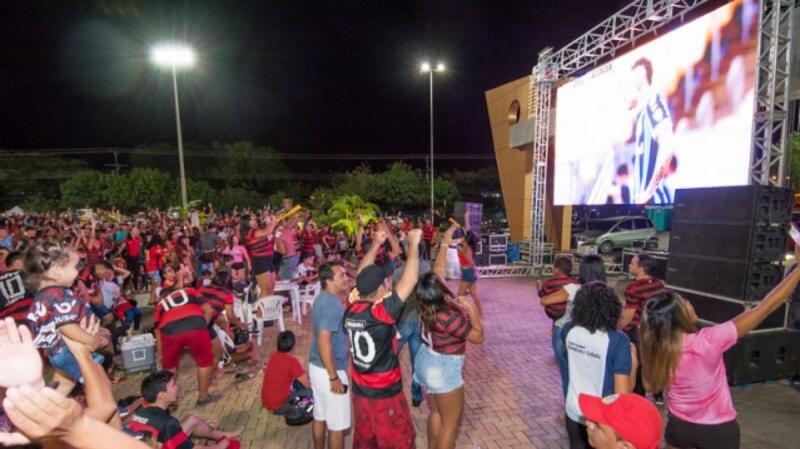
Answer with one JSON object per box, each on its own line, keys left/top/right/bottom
{"left": 428, "top": 70, "right": 434, "bottom": 222}
{"left": 171, "top": 65, "right": 188, "bottom": 211}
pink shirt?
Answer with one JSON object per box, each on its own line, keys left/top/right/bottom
{"left": 225, "top": 245, "right": 248, "bottom": 264}
{"left": 667, "top": 321, "right": 738, "bottom": 424}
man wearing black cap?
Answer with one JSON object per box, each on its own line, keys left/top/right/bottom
{"left": 345, "top": 228, "right": 422, "bottom": 449}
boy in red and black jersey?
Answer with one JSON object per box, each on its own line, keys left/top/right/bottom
{"left": 130, "top": 371, "right": 242, "bottom": 449}
{"left": 538, "top": 257, "right": 579, "bottom": 321}
{"left": 619, "top": 252, "right": 665, "bottom": 395}
{"left": 153, "top": 287, "right": 218, "bottom": 406}
{"left": 0, "top": 252, "right": 33, "bottom": 326}
{"left": 344, "top": 228, "right": 422, "bottom": 449}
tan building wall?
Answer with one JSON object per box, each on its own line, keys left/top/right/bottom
{"left": 485, "top": 76, "right": 571, "bottom": 250}
{"left": 485, "top": 77, "right": 534, "bottom": 242}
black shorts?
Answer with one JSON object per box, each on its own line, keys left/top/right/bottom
{"left": 251, "top": 255, "right": 275, "bottom": 275}
{"left": 665, "top": 413, "right": 740, "bottom": 449}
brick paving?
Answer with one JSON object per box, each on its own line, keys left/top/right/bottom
{"left": 114, "top": 277, "right": 800, "bottom": 449}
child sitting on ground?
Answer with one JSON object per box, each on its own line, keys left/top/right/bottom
{"left": 260, "top": 331, "right": 312, "bottom": 415}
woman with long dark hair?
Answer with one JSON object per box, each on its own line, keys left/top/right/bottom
{"left": 242, "top": 211, "right": 279, "bottom": 297}
{"left": 540, "top": 255, "right": 607, "bottom": 397}
{"left": 640, "top": 245, "right": 800, "bottom": 449}
{"left": 456, "top": 230, "right": 483, "bottom": 316}
{"left": 415, "top": 226, "right": 484, "bottom": 449}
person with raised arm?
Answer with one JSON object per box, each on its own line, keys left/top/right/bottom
{"left": 640, "top": 243, "right": 800, "bottom": 449}
{"left": 344, "top": 228, "right": 422, "bottom": 449}
{"left": 414, "top": 225, "right": 484, "bottom": 449}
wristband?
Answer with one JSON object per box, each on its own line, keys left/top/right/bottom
{"left": 330, "top": 376, "right": 339, "bottom": 381}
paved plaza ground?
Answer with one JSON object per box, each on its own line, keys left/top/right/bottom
{"left": 114, "top": 277, "right": 800, "bottom": 449}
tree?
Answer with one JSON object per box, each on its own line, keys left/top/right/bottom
{"left": 327, "top": 195, "right": 380, "bottom": 236}
{"left": 60, "top": 171, "right": 108, "bottom": 209}
{"left": 371, "top": 162, "right": 427, "bottom": 211}
{"left": 184, "top": 179, "right": 217, "bottom": 206}
{"left": 212, "top": 141, "right": 287, "bottom": 191}
{"left": 790, "top": 132, "right": 800, "bottom": 193}
{"left": 0, "top": 153, "right": 89, "bottom": 209}
{"left": 215, "top": 187, "right": 263, "bottom": 211}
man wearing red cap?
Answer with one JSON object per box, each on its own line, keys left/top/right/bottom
{"left": 344, "top": 228, "right": 422, "bottom": 449}
{"left": 579, "top": 393, "right": 663, "bottom": 449}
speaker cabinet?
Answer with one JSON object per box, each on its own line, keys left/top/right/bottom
{"left": 673, "top": 286, "right": 788, "bottom": 331}
{"left": 724, "top": 329, "right": 800, "bottom": 385}
{"left": 666, "top": 254, "right": 784, "bottom": 301}
{"left": 672, "top": 185, "right": 792, "bottom": 225}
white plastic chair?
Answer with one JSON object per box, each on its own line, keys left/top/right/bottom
{"left": 298, "top": 282, "right": 320, "bottom": 315}
{"left": 252, "top": 295, "right": 286, "bottom": 346}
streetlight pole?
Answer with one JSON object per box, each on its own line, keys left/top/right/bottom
{"left": 151, "top": 43, "right": 195, "bottom": 211}
{"left": 421, "top": 61, "right": 444, "bottom": 221}
{"left": 428, "top": 69, "right": 434, "bottom": 221}
{"left": 171, "top": 65, "right": 188, "bottom": 210}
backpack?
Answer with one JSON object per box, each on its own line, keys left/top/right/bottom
{"left": 284, "top": 395, "right": 314, "bottom": 426}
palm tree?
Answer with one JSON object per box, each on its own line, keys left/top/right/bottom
{"left": 327, "top": 195, "right": 380, "bottom": 236}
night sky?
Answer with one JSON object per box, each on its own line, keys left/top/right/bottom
{"left": 1, "top": 0, "right": 626, "bottom": 170}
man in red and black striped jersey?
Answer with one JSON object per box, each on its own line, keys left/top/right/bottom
{"left": 153, "top": 287, "right": 218, "bottom": 406}
{"left": 130, "top": 371, "right": 243, "bottom": 449}
{"left": 538, "top": 256, "right": 579, "bottom": 321}
{"left": 0, "top": 252, "right": 33, "bottom": 326}
{"left": 619, "top": 252, "right": 664, "bottom": 395}
{"left": 197, "top": 275, "right": 247, "bottom": 369}
{"left": 344, "top": 228, "right": 422, "bottom": 449}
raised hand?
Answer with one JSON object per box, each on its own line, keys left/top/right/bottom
{"left": 443, "top": 225, "right": 457, "bottom": 246}
{"left": 0, "top": 384, "right": 84, "bottom": 445}
{"left": 407, "top": 229, "right": 422, "bottom": 247}
{"left": 79, "top": 315, "right": 100, "bottom": 337}
{"left": 0, "top": 317, "right": 44, "bottom": 389}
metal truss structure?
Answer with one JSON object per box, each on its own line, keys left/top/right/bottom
{"left": 528, "top": 0, "right": 792, "bottom": 274}
{"left": 750, "top": 0, "right": 795, "bottom": 186}
{"left": 477, "top": 263, "right": 534, "bottom": 278}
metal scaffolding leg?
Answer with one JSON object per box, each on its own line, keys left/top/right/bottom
{"left": 531, "top": 50, "right": 556, "bottom": 273}
{"left": 750, "top": 0, "right": 794, "bottom": 186}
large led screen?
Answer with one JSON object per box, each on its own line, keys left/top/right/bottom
{"left": 553, "top": 0, "right": 759, "bottom": 205}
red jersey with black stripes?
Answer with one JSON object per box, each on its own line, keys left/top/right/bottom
{"left": 623, "top": 277, "right": 665, "bottom": 331}
{"left": 153, "top": 288, "right": 208, "bottom": 335}
{"left": 246, "top": 229, "right": 274, "bottom": 257}
{"left": 196, "top": 285, "right": 233, "bottom": 320}
{"left": 344, "top": 290, "right": 406, "bottom": 398}
{"left": 129, "top": 406, "right": 194, "bottom": 449}
{"left": 0, "top": 270, "right": 33, "bottom": 325}
{"left": 539, "top": 276, "right": 580, "bottom": 320}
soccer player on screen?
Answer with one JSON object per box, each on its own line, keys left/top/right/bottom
{"left": 628, "top": 57, "right": 676, "bottom": 204}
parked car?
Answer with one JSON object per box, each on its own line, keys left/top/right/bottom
{"left": 574, "top": 216, "right": 656, "bottom": 254}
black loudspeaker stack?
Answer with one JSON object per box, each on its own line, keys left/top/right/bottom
{"left": 666, "top": 185, "right": 799, "bottom": 385}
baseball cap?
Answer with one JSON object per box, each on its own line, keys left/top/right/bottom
{"left": 579, "top": 393, "right": 663, "bottom": 449}
{"left": 356, "top": 264, "right": 391, "bottom": 297}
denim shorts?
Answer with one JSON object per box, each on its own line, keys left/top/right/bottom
{"left": 461, "top": 267, "right": 477, "bottom": 284}
{"left": 49, "top": 346, "right": 105, "bottom": 384}
{"left": 148, "top": 271, "right": 162, "bottom": 282}
{"left": 413, "top": 344, "right": 465, "bottom": 394}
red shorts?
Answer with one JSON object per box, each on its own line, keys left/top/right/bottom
{"left": 352, "top": 392, "right": 415, "bottom": 449}
{"left": 160, "top": 328, "right": 213, "bottom": 370}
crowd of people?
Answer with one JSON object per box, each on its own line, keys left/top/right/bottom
{"left": 0, "top": 204, "right": 486, "bottom": 449}
{"left": 0, "top": 202, "right": 797, "bottom": 449}
{"left": 539, "top": 247, "right": 800, "bottom": 449}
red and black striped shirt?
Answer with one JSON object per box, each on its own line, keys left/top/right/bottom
{"left": 421, "top": 305, "right": 472, "bottom": 355}
{"left": 344, "top": 290, "right": 406, "bottom": 399}
{"left": 196, "top": 285, "right": 233, "bottom": 320}
{"left": 153, "top": 288, "right": 208, "bottom": 335}
{"left": 623, "top": 277, "right": 665, "bottom": 331}
{"left": 129, "top": 406, "right": 193, "bottom": 449}
{"left": 246, "top": 229, "right": 274, "bottom": 258}
{"left": 539, "top": 276, "right": 579, "bottom": 320}
{"left": 0, "top": 270, "right": 32, "bottom": 325}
